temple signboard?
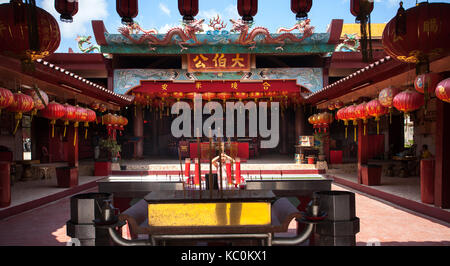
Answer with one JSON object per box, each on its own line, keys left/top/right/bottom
{"left": 187, "top": 53, "right": 250, "bottom": 73}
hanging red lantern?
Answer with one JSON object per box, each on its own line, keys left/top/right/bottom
{"left": 62, "top": 103, "right": 76, "bottom": 137}
{"left": 365, "top": 98, "right": 388, "bottom": 135}
{"left": 7, "top": 92, "right": 34, "bottom": 135}
{"left": 350, "top": 0, "right": 374, "bottom": 62}
{"left": 172, "top": 92, "right": 184, "bottom": 101}
{"left": 264, "top": 91, "right": 276, "bottom": 102}
{"left": 379, "top": 86, "right": 401, "bottom": 123}
{"left": 414, "top": 73, "right": 442, "bottom": 94}
{"left": 217, "top": 92, "right": 232, "bottom": 104}
{"left": 435, "top": 78, "right": 450, "bottom": 103}
{"left": 0, "top": 1, "right": 61, "bottom": 66}
{"left": 355, "top": 102, "right": 369, "bottom": 135}
{"left": 249, "top": 91, "right": 263, "bottom": 102}
{"left": 202, "top": 92, "right": 217, "bottom": 102}
{"left": 334, "top": 100, "right": 344, "bottom": 109}
{"left": 291, "top": 0, "right": 312, "bottom": 20}
{"left": 90, "top": 102, "right": 100, "bottom": 110}
{"left": 40, "top": 101, "right": 65, "bottom": 138}
{"left": 234, "top": 92, "right": 248, "bottom": 101}
{"left": 24, "top": 88, "right": 49, "bottom": 119}
{"left": 72, "top": 106, "right": 88, "bottom": 146}
{"left": 0, "top": 87, "right": 14, "bottom": 115}
{"left": 346, "top": 104, "right": 358, "bottom": 142}
{"left": 393, "top": 89, "right": 424, "bottom": 116}
{"left": 328, "top": 103, "right": 335, "bottom": 111}
{"left": 237, "top": 0, "right": 258, "bottom": 24}
{"left": 84, "top": 108, "right": 96, "bottom": 139}
{"left": 382, "top": 2, "right": 450, "bottom": 67}
{"left": 98, "top": 104, "right": 107, "bottom": 113}
{"left": 55, "top": 0, "right": 79, "bottom": 23}
{"left": 116, "top": 0, "right": 138, "bottom": 25}
{"left": 178, "top": 0, "right": 199, "bottom": 23}
{"left": 337, "top": 106, "right": 350, "bottom": 139}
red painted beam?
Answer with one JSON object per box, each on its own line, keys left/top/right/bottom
{"left": 327, "top": 19, "right": 344, "bottom": 44}
{"left": 0, "top": 55, "right": 131, "bottom": 107}
{"left": 92, "top": 20, "right": 109, "bottom": 46}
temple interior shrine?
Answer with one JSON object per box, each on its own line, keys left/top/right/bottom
{"left": 0, "top": 0, "right": 449, "bottom": 248}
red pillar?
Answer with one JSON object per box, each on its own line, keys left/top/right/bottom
{"left": 357, "top": 120, "right": 369, "bottom": 184}
{"left": 435, "top": 100, "right": 450, "bottom": 208}
{"left": 133, "top": 105, "right": 144, "bottom": 158}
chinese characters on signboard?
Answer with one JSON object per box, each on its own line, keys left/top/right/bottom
{"left": 188, "top": 53, "right": 250, "bottom": 72}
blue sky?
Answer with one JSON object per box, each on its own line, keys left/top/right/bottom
{"left": 1, "top": 0, "right": 449, "bottom": 53}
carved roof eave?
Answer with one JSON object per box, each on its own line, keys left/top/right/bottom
{"left": 91, "top": 19, "right": 343, "bottom": 55}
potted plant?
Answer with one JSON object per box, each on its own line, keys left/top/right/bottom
{"left": 314, "top": 132, "right": 326, "bottom": 161}
{"left": 94, "top": 138, "right": 121, "bottom": 176}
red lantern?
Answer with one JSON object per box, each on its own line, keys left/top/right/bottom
{"left": 249, "top": 91, "right": 263, "bottom": 102}
{"left": 414, "top": 73, "right": 442, "bottom": 94}
{"left": 172, "top": 92, "right": 184, "bottom": 101}
{"left": 355, "top": 102, "right": 369, "bottom": 135}
{"left": 0, "top": 87, "right": 14, "bottom": 114}
{"left": 435, "top": 78, "right": 450, "bottom": 103}
{"left": 98, "top": 104, "right": 107, "bottom": 113}
{"left": 7, "top": 92, "right": 34, "bottom": 134}
{"left": 350, "top": 0, "right": 374, "bottom": 61}
{"left": 379, "top": 86, "right": 401, "bottom": 123}
{"left": 337, "top": 106, "right": 350, "bottom": 139}
{"left": 40, "top": 101, "right": 65, "bottom": 138}
{"left": 350, "top": 0, "right": 373, "bottom": 22}
{"left": 55, "top": 0, "right": 79, "bottom": 23}
{"left": 393, "top": 89, "right": 424, "bottom": 115}
{"left": 90, "top": 102, "right": 100, "bottom": 110}
{"left": 84, "top": 108, "right": 96, "bottom": 139}
{"left": 346, "top": 104, "right": 358, "bottom": 142}
{"left": 328, "top": 103, "right": 335, "bottom": 111}
{"left": 62, "top": 104, "right": 76, "bottom": 137}
{"left": 334, "top": 100, "right": 344, "bottom": 109}
{"left": 178, "top": 0, "right": 198, "bottom": 23}
{"left": 217, "top": 92, "right": 232, "bottom": 103}
{"left": 116, "top": 0, "right": 138, "bottom": 25}
{"left": 366, "top": 99, "right": 388, "bottom": 135}
{"left": 264, "top": 91, "right": 277, "bottom": 101}
{"left": 234, "top": 92, "right": 248, "bottom": 101}
{"left": 382, "top": 2, "right": 450, "bottom": 65}
{"left": 237, "top": 0, "right": 258, "bottom": 24}
{"left": 24, "top": 88, "right": 49, "bottom": 118}
{"left": 0, "top": 2, "right": 60, "bottom": 65}
{"left": 202, "top": 92, "right": 216, "bottom": 102}
{"left": 291, "top": 0, "right": 312, "bottom": 20}
{"left": 71, "top": 106, "right": 88, "bottom": 146}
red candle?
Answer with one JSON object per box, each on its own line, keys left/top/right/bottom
{"left": 235, "top": 158, "right": 241, "bottom": 185}
{"left": 194, "top": 158, "right": 200, "bottom": 185}
{"left": 226, "top": 160, "right": 232, "bottom": 185}
{"left": 185, "top": 158, "right": 191, "bottom": 177}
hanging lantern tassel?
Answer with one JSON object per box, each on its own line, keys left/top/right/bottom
{"left": 353, "top": 120, "right": 357, "bottom": 142}
{"left": 375, "top": 117, "right": 380, "bottom": 135}
{"left": 389, "top": 108, "right": 393, "bottom": 124}
{"left": 344, "top": 121, "right": 348, "bottom": 139}
{"left": 51, "top": 120, "right": 56, "bottom": 138}
{"left": 84, "top": 122, "right": 89, "bottom": 140}
{"left": 63, "top": 121, "right": 69, "bottom": 137}
{"left": 363, "top": 119, "right": 367, "bottom": 136}
{"left": 73, "top": 122, "right": 79, "bottom": 147}
{"left": 13, "top": 112, "right": 22, "bottom": 135}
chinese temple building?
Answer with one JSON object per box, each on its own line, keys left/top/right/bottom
{"left": 0, "top": 0, "right": 449, "bottom": 247}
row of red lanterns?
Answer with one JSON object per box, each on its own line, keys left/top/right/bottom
{"left": 102, "top": 113, "right": 128, "bottom": 139}
{"left": 115, "top": 0, "right": 313, "bottom": 25}
{"left": 308, "top": 112, "right": 333, "bottom": 133}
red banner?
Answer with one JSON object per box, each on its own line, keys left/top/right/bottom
{"left": 133, "top": 79, "right": 301, "bottom": 93}
{"left": 187, "top": 53, "right": 251, "bottom": 72}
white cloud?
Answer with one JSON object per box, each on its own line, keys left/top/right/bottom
{"left": 42, "top": 0, "right": 108, "bottom": 39}
{"left": 158, "top": 23, "right": 179, "bottom": 33}
{"left": 159, "top": 2, "right": 171, "bottom": 17}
